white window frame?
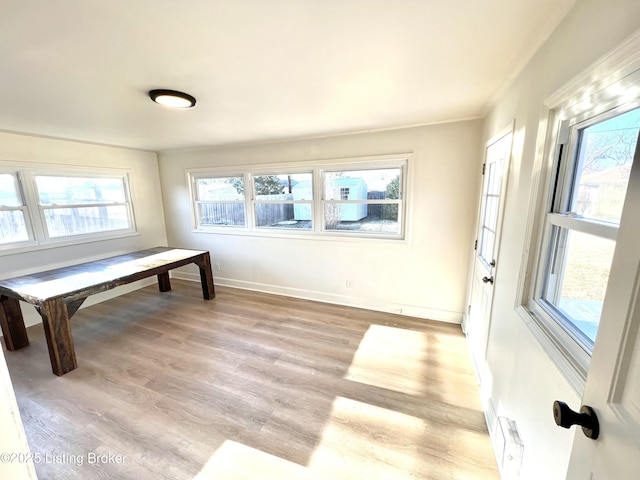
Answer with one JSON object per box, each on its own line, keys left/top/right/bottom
{"left": 190, "top": 172, "right": 247, "bottom": 229}
{"left": 319, "top": 161, "right": 406, "bottom": 238}
{"left": 32, "top": 170, "right": 136, "bottom": 242}
{"left": 0, "top": 163, "right": 137, "bottom": 255}
{"left": 515, "top": 34, "right": 640, "bottom": 395}
{"left": 0, "top": 169, "right": 37, "bottom": 250}
{"left": 249, "top": 169, "right": 314, "bottom": 232}
{"left": 187, "top": 154, "right": 410, "bottom": 241}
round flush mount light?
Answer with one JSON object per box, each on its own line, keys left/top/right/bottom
{"left": 148, "top": 89, "right": 196, "bottom": 108}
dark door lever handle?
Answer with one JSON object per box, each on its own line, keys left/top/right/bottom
{"left": 553, "top": 400, "right": 599, "bottom": 440}
{"left": 482, "top": 276, "right": 494, "bottom": 284}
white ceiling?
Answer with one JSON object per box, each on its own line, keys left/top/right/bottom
{"left": 0, "top": 0, "right": 576, "bottom": 152}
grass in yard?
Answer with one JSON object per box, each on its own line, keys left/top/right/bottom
{"left": 560, "top": 231, "right": 616, "bottom": 302}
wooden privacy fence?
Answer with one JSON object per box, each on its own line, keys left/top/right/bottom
{"left": 367, "top": 191, "right": 386, "bottom": 218}
{"left": 199, "top": 194, "right": 295, "bottom": 226}
{"left": 199, "top": 203, "right": 245, "bottom": 226}
{"left": 199, "top": 192, "right": 389, "bottom": 226}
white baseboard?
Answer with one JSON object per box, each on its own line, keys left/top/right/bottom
{"left": 172, "top": 271, "right": 463, "bottom": 324}
{"left": 474, "top": 365, "right": 511, "bottom": 480}
{"left": 484, "top": 397, "right": 498, "bottom": 441}
{"left": 2, "top": 271, "right": 461, "bottom": 336}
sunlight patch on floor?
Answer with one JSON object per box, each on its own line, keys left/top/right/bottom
{"left": 344, "top": 324, "right": 430, "bottom": 396}
{"left": 192, "top": 396, "right": 468, "bottom": 479}
{"left": 308, "top": 396, "right": 451, "bottom": 479}
{"left": 190, "top": 324, "right": 493, "bottom": 480}
{"left": 192, "top": 439, "right": 317, "bottom": 480}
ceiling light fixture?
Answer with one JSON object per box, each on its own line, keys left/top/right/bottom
{"left": 148, "top": 89, "right": 196, "bottom": 108}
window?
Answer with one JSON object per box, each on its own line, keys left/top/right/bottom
{"left": 0, "top": 172, "right": 33, "bottom": 246}
{"left": 252, "top": 173, "right": 313, "bottom": 230}
{"left": 34, "top": 174, "right": 134, "bottom": 239}
{"left": 528, "top": 105, "right": 639, "bottom": 379}
{"left": 193, "top": 175, "right": 246, "bottom": 227}
{"left": 322, "top": 167, "right": 403, "bottom": 235}
{"left": 478, "top": 160, "right": 502, "bottom": 267}
{"left": 189, "top": 155, "right": 408, "bottom": 239}
{"left": 0, "top": 167, "right": 136, "bottom": 254}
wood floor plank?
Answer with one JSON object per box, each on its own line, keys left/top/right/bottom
{"left": 2, "top": 280, "right": 498, "bottom": 479}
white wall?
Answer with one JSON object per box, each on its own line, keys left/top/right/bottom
{"left": 0, "top": 131, "right": 168, "bottom": 327}
{"left": 0, "top": 348, "right": 36, "bottom": 479}
{"left": 158, "top": 121, "right": 482, "bottom": 324}
{"left": 0, "top": 132, "right": 167, "bottom": 476}
{"left": 480, "top": 0, "right": 640, "bottom": 478}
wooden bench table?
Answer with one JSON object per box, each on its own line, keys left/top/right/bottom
{"left": 0, "top": 247, "right": 215, "bottom": 376}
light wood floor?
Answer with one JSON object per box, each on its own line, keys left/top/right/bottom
{"left": 3, "top": 280, "right": 499, "bottom": 480}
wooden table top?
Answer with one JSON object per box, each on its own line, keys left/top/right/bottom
{"left": 0, "top": 247, "right": 208, "bottom": 304}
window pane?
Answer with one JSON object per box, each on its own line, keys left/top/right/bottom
{"left": 252, "top": 174, "right": 312, "bottom": 229}
{"left": 197, "top": 203, "right": 245, "bottom": 226}
{"left": 323, "top": 167, "right": 402, "bottom": 236}
{"left": 479, "top": 227, "right": 495, "bottom": 263}
{"left": 35, "top": 176, "right": 126, "bottom": 205}
{"left": 43, "top": 205, "right": 130, "bottom": 237}
{"left": 0, "top": 210, "right": 29, "bottom": 243}
{"left": 255, "top": 203, "right": 312, "bottom": 229}
{"left": 324, "top": 168, "right": 400, "bottom": 201}
{"left": 486, "top": 161, "right": 501, "bottom": 195}
{"left": 543, "top": 228, "right": 616, "bottom": 345}
{"left": 0, "top": 174, "right": 22, "bottom": 207}
{"left": 478, "top": 187, "right": 499, "bottom": 264}
{"left": 254, "top": 173, "right": 311, "bottom": 200}
{"left": 324, "top": 203, "right": 399, "bottom": 233}
{"left": 196, "top": 177, "right": 244, "bottom": 201}
{"left": 194, "top": 177, "right": 245, "bottom": 227}
{"left": 572, "top": 108, "right": 640, "bottom": 224}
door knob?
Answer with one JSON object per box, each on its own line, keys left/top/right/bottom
{"left": 482, "top": 276, "right": 494, "bottom": 284}
{"left": 553, "top": 400, "right": 599, "bottom": 440}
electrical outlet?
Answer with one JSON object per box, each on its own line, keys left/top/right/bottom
{"left": 346, "top": 280, "right": 353, "bottom": 288}
{"left": 214, "top": 263, "right": 221, "bottom": 271}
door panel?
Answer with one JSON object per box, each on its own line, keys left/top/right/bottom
{"left": 617, "top": 302, "right": 640, "bottom": 423}
{"left": 468, "top": 274, "right": 492, "bottom": 374}
{"left": 466, "top": 130, "right": 512, "bottom": 379}
{"left": 566, "top": 131, "right": 640, "bottom": 479}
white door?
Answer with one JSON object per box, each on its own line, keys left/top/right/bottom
{"left": 564, "top": 132, "right": 640, "bottom": 479}
{"left": 466, "top": 130, "right": 512, "bottom": 379}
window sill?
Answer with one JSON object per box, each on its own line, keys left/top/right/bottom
{"left": 193, "top": 226, "right": 407, "bottom": 244}
{"left": 515, "top": 305, "right": 586, "bottom": 397}
{"left": 0, "top": 231, "right": 140, "bottom": 258}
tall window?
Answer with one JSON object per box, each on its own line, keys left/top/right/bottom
{"left": 34, "top": 175, "right": 134, "bottom": 238}
{"left": 531, "top": 106, "right": 639, "bottom": 366}
{"left": 0, "top": 172, "right": 32, "bottom": 246}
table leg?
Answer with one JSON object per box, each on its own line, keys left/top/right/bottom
{"left": 38, "top": 298, "right": 77, "bottom": 376}
{"left": 158, "top": 271, "right": 172, "bottom": 292}
{"left": 0, "top": 296, "right": 29, "bottom": 351}
{"left": 195, "top": 253, "right": 215, "bottom": 300}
